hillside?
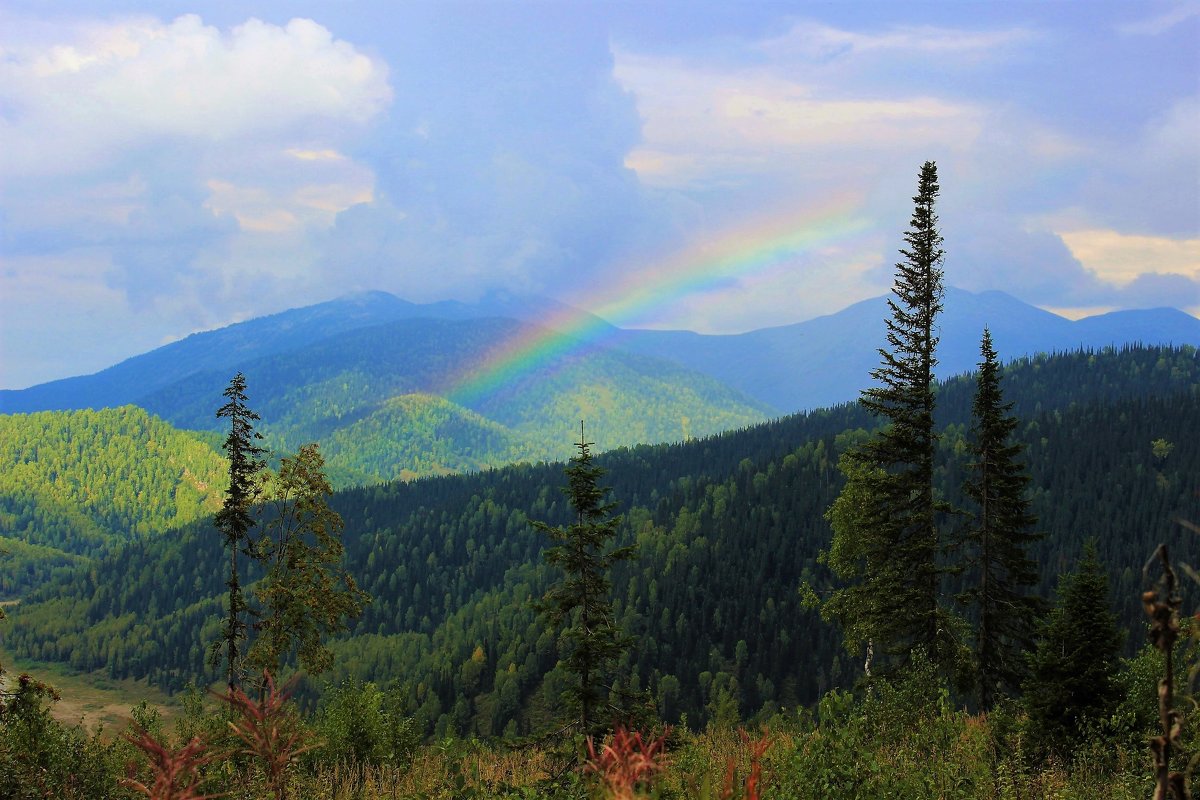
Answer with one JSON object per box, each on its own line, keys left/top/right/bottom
{"left": 319, "top": 393, "right": 535, "bottom": 482}
{"left": 0, "top": 406, "right": 226, "bottom": 597}
{"left": 3, "top": 313, "right": 773, "bottom": 483}
{"left": 4, "top": 290, "right": 1196, "bottom": 485}
{"left": 6, "top": 345, "right": 1195, "bottom": 736}
{"left": 129, "top": 317, "right": 773, "bottom": 480}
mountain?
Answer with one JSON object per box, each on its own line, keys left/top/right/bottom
{"left": 0, "top": 405, "right": 226, "bottom": 597}
{"left": 7, "top": 346, "right": 1196, "bottom": 734}
{"left": 0, "top": 290, "right": 613, "bottom": 409}
{"left": 4, "top": 288, "right": 1196, "bottom": 484}
{"left": 614, "top": 288, "right": 1200, "bottom": 411}
{"left": 1, "top": 311, "right": 771, "bottom": 484}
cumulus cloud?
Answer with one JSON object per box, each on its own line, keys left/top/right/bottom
{"left": 1057, "top": 229, "right": 1200, "bottom": 284}
{"left": 0, "top": 14, "right": 390, "bottom": 176}
{"left": 951, "top": 220, "right": 1200, "bottom": 311}
{"left": 0, "top": 13, "right": 391, "bottom": 378}
{"left": 614, "top": 51, "right": 986, "bottom": 191}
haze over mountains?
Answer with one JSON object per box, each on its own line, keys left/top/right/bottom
{"left": 614, "top": 288, "right": 1200, "bottom": 411}
{"left": 4, "top": 287, "right": 1196, "bottom": 420}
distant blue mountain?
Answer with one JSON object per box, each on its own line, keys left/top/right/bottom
{"left": 0, "top": 290, "right": 613, "bottom": 413}
{"left": 614, "top": 288, "right": 1200, "bottom": 411}
{"left": 3, "top": 287, "right": 1196, "bottom": 419}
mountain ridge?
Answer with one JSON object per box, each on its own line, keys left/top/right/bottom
{"left": 613, "top": 288, "right": 1200, "bottom": 410}
{"left": 5, "top": 288, "right": 1195, "bottom": 417}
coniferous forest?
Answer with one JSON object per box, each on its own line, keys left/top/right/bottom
{"left": 2, "top": 164, "right": 1199, "bottom": 799}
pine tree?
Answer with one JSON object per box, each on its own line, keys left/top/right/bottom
{"left": 1023, "top": 541, "right": 1124, "bottom": 758}
{"left": 823, "top": 161, "right": 956, "bottom": 677}
{"left": 212, "top": 372, "right": 266, "bottom": 690}
{"left": 247, "top": 443, "right": 368, "bottom": 678}
{"left": 534, "top": 422, "right": 635, "bottom": 736}
{"left": 960, "top": 328, "right": 1043, "bottom": 710}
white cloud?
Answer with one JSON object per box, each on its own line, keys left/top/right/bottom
{"left": 0, "top": 13, "right": 393, "bottom": 387}
{"left": 1057, "top": 229, "right": 1200, "bottom": 284}
{"left": 202, "top": 147, "right": 375, "bottom": 233}
{"left": 613, "top": 51, "right": 986, "bottom": 189}
{"left": 0, "top": 15, "right": 391, "bottom": 177}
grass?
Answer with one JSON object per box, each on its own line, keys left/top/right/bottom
{"left": 0, "top": 646, "right": 181, "bottom": 735}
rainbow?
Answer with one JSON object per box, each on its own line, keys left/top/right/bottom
{"left": 444, "top": 197, "right": 873, "bottom": 408}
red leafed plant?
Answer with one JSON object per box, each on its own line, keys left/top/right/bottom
{"left": 720, "top": 729, "right": 772, "bottom": 800}
{"left": 584, "top": 726, "right": 670, "bottom": 800}
{"left": 121, "top": 727, "right": 223, "bottom": 800}
{"left": 217, "top": 671, "right": 317, "bottom": 800}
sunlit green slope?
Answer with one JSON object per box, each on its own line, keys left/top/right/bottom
{"left": 0, "top": 405, "right": 226, "bottom": 596}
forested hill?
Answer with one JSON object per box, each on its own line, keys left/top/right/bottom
{"left": 5, "top": 315, "right": 774, "bottom": 483}
{"left": 0, "top": 406, "right": 226, "bottom": 597}
{"left": 134, "top": 316, "right": 772, "bottom": 454}
{"left": 4, "top": 346, "right": 1196, "bottom": 738}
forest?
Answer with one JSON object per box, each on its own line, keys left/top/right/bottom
{"left": 0, "top": 406, "right": 227, "bottom": 597}
{"left": 2, "top": 342, "right": 1196, "bottom": 798}
{"left": 1, "top": 163, "right": 1197, "bottom": 799}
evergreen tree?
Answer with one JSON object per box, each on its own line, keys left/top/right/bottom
{"left": 1023, "top": 541, "right": 1124, "bottom": 759}
{"left": 247, "top": 443, "right": 368, "bottom": 678}
{"left": 823, "top": 161, "right": 957, "bottom": 676}
{"left": 534, "top": 422, "right": 635, "bottom": 735}
{"left": 212, "top": 372, "right": 266, "bottom": 690}
{"left": 960, "top": 328, "right": 1043, "bottom": 710}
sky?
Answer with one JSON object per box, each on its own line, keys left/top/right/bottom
{"left": 1, "top": 1, "right": 1197, "bottom": 389}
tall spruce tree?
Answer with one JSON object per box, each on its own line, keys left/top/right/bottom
{"left": 823, "top": 161, "right": 957, "bottom": 677}
{"left": 534, "top": 422, "right": 635, "bottom": 736}
{"left": 1023, "top": 541, "right": 1124, "bottom": 759}
{"left": 212, "top": 372, "right": 266, "bottom": 690}
{"left": 960, "top": 328, "right": 1043, "bottom": 710}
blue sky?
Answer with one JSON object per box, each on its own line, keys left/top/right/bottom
{"left": 1, "top": 1, "right": 1197, "bottom": 388}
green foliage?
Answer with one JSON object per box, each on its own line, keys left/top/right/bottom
{"left": 319, "top": 393, "right": 535, "bottom": 482}
{"left": 311, "top": 679, "right": 421, "bottom": 768}
{"left": 535, "top": 424, "right": 636, "bottom": 735}
{"left": 247, "top": 443, "right": 368, "bottom": 678}
{"left": 1023, "top": 541, "right": 1125, "bottom": 760}
{"left": 780, "top": 669, "right": 988, "bottom": 800}
{"left": 0, "top": 406, "right": 225, "bottom": 596}
{"left": 959, "top": 328, "right": 1044, "bottom": 709}
{"left": 0, "top": 674, "right": 136, "bottom": 800}
{"left": 212, "top": 372, "right": 267, "bottom": 690}
{"left": 823, "top": 160, "right": 960, "bottom": 679}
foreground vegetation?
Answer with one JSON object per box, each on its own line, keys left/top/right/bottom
{"left": 0, "top": 647, "right": 1186, "bottom": 799}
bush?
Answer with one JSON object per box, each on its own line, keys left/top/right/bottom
{"left": 0, "top": 674, "right": 134, "bottom": 800}
{"left": 311, "top": 679, "right": 420, "bottom": 769}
